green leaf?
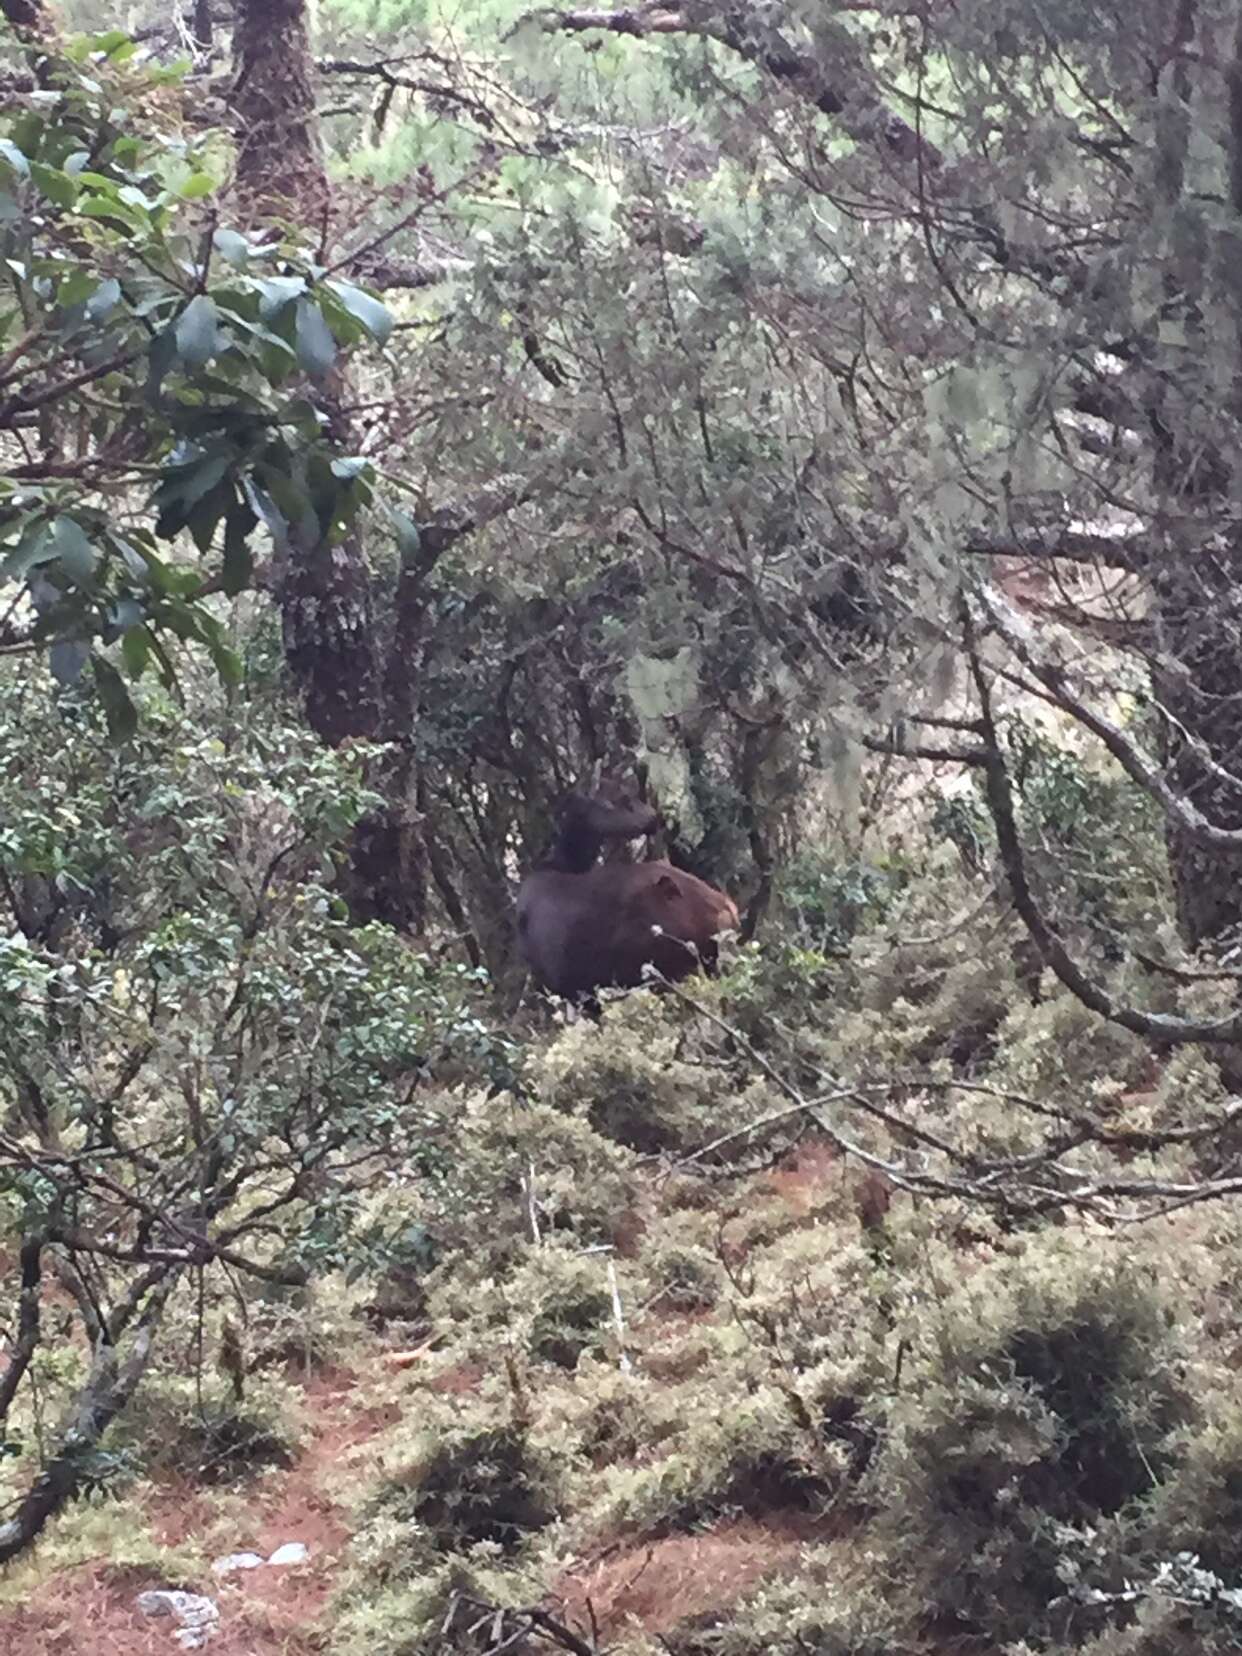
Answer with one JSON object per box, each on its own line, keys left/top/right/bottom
{"left": 86, "top": 277, "right": 121, "bottom": 320}
{"left": 387, "top": 506, "right": 422, "bottom": 562}
{"left": 257, "top": 276, "right": 306, "bottom": 320}
{"left": 121, "top": 624, "right": 152, "bottom": 679}
{"left": 51, "top": 516, "right": 99, "bottom": 584}
{"left": 0, "top": 523, "right": 54, "bottom": 581}
{"left": 149, "top": 59, "right": 191, "bottom": 85}
{"left": 180, "top": 452, "right": 233, "bottom": 510}
{"left": 103, "top": 595, "right": 145, "bottom": 641}
{"left": 84, "top": 28, "right": 134, "bottom": 56}
{"left": 109, "top": 535, "right": 153, "bottom": 587}
{"left": 0, "top": 139, "right": 30, "bottom": 178}
{"left": 294, "top": 296, "right": 337, "bottom": 378}
{"left": 50, "top": 639, "right": 89, "bottom": 686}
{"left": 222, "top": 500, "right": 256, "bottom": 596}
{"left": 326, "top": 280, "right": 393, "bottom": 346}
{"left": 240, "top": 475, "right": 288, "bottom": 549}
{"left": 260, "top": 468, "right": 318, "bottom": 540}
{"left": 213, "top": 227, "right": 249, "bottom": 267}
{"left": 57, "top": 269, "right": 97, "bottom": 307}
{"left": 179, "top": 172, "right": 216, "bottom": 200}
{"left": 175, "top": 293, "right": 220, "bottom": 371}
{"left": 210, "top": 638, "right": 243, "bottom": 687}
{"left": 77, "top": 197, "right": 144, "bottom": 232}
{"left": 185, "top": 479, "right": 233, "bottom": 554}
{"left": 93, "top": 654, "right": 138, "bottom": 741}
{"left": 146, "top": 326, "right": 178, "bottom": 401}
{"left": 29, "top": 162, "right": 78, "bottom": 209}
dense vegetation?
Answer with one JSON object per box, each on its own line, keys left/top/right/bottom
{"left": 5, "top": 1, "right": 1242, "bottom": 1652}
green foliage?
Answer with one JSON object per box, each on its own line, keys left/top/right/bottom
{"left": 109, "top": 1373, "right": 306, "bottom": 1487}
{"left": 11, "top": 0, "right": 1242, "bottom": 1639}
{"left": 1003, "top": 719, "right": 1168, "bottom": 951}
{"left": 525, "top": 1261, "right": 613, "bottom": 1370}
{"left": 0, "top": 658, "right": 515, "bottom": 1540}
{"left": 776, "top": 851, "right": 910, "bottom": 956}
{"left": 871, "top": 1240, "right": 1192, "bottom": 1645}
{"left": 647, "top": 1243, "right": 723, "bottom": 1313}
{"left": 536, "top": 997, "right": 770, "bottom": 1155}
{"left": 332, "top": 1559, "right": 534, "bottom": 1656}
{"left": 599, "top": 1385, "right": 836, "bottom": 1535}
{"left": 366, "top": 1420, "right": 561, "bottom": 1560}
{"left": 0, "top": 38, "right": 393, "bottom": 723}
{"left": 659, "top": 1554, "right": 899, "bottom": 1656}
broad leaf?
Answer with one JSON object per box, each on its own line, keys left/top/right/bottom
{"left": 294, "top": 296, "right": 337, "bottom": 378}
{"left": 222, "top": 501, "right": 256, "bottom": 596}
{"left": 175, "top": 293, "right": 220, "bottom": 371}
{"left": 326, "top": 280, "right": 393, "bottom": 346}
{"left": 49, "top": 638, "right": 89, "bottom": 686}
{"left": 93, "top": 653, "right": 138, "bottom": 740}
{"left": 51, "top": 517, "right": 99, "bottom": 584}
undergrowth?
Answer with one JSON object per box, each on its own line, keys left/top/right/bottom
{"left": 13, "top": 733, "right": 1242, "bottom": 1656}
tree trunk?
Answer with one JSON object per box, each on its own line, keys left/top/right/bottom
{"left": 0, "top": 0, "right": 47, "bottom": 34}
{"left": 0, "top": 1271, "right": 177, "bottom": 1566}
{"left": 1150, "top": 538, "right": 1242, "bottom": 951}
{"left": 231, "top": 0, "right": 328, "bottom": 228}
{"left": 230, "top": 0, "right": 383, "bottom": 754}
{"left": 1140, "top": 5, "right": 1242, "bottom": 954}
{"left": 188, "top": 0, "right": 213, "bottom": 54}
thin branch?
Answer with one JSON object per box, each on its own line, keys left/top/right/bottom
{"left": 0, "top": 1269, "right": 178, "bottom": 1567}
{"left": 981, "top": 583, "right": 1242, "bottom": 853}
{"left": 0, "top": 1233, "right": 42, "bottom": 1423}
{"left": 967, "top": 609, "right": 1242, "bottom": 1045}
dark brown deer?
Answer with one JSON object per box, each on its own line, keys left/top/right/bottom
{"left": 516, "top": 789, "right": 739, "bottom": 1003}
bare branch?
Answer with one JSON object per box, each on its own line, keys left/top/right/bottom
{"left": 966, "top": 612, "right": 1242, "bottom": 1046}
{"left": 0, "top": 1269, "right": 178, "bottom": 1567}
{"left": 981, "top": 584, "right": 1242, "bottom": 854}
{"left": 0, "top": 1233, "right": 42, "bottom": 1423}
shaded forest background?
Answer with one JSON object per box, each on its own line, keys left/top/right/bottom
{"left": 6, "top": 2, "right": 1242, "bottom": 1652}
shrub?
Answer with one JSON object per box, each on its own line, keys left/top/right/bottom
{"left": 333, "top": 1558, "right": 535, "bottom": 1656}
{"left": 1138, "top": 1394, "right": 1242, "bottom": 1580}
{"left": 537, "top": 1008, "right": 723, "bottom": 1154}
{"left": 427, "top": 1244, "right": 626, "bottom": 1374}
{"left": 647, "top": 1244, "right": 724, "bottom": 1312}
{"left": 599, "top": 1385, "right": 839, "bottom": 1534}
{"left": 562, "top": 1365, "right": 687, "bottom": 1465}
{"left": 528, "top": 1274, "right": 614, "bottom": 1370}
{"left": 112, "top": 1372, "right": 305, "bottom": 1487}
{"left": 367, "top": 1421, "right": 561, "bottom": 1560}
{"left": 989, "top": 989, "right": 1154, "bottom": 1101}
{"left": 435, "top": 1095, "right": 641, "bottom": 1259}
{"left": 868, "top": 1238, "right": 1191, "bottom": 1647}
{"left": 660, "top": 1552, "right": 900, "bottom": 1656}
{"left": 775, "top": 851, "right": 910, "bottom": 955}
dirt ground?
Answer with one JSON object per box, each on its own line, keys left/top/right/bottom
{"left": 2, "top": 1371, "right": 394, "bottom": 1656}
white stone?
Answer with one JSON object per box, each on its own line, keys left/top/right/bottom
{"left": 135, "top": 1589, "right": 220, "bottom": 1648}
{"left": 267, "top": 1541, "right": 310, "bottom": 1566}
{"left": 211, "top": 1551, "right": 266, "bottom": 1575}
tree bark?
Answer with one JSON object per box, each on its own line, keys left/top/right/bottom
{"left": 0, "top": 1271, "right": 177, "bottom": 1566}
{"left": 230, "top": 0, "right": 383, "bottom": 754}
{"left": 188, "top": 0, "right": 213, "bottom": 54}
{"left": 231, "top": 0, "right": 329, "bottom": 227}
{"left": 1149, "top": 539, "right": 1242, "bottom": 950}
{"left": 0, "top": 0, "right": 48, "bottom": 36}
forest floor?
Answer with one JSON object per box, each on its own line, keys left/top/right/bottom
{"left": 2, "top": 1135, "right": 856, "bottom": 1656}
{"left": 3, "top": 1365, "right": 389, "bottom": 1655}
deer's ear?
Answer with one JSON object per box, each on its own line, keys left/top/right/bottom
{"left": 656, "top": 872, "right": 680, "bottom": 896}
